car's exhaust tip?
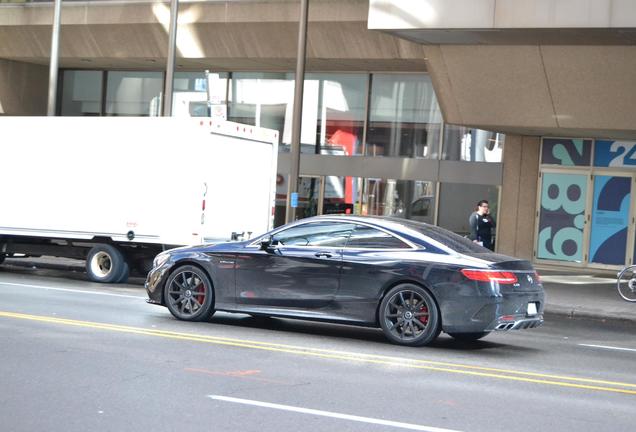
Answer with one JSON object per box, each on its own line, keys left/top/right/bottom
{"left": 495, "top": 317, "right": 543, "bottom": 331}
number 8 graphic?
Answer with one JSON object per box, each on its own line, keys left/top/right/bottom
{"left": 538, "top": 174, "right": 587, "bottom": 262}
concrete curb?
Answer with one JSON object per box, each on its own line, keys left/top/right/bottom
{"left": 544, "top": 306, "right": 636, "bottom": 324}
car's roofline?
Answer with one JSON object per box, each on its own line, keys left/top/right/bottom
{"left": 253, "top": 215, "right": 457, "bottom": 255}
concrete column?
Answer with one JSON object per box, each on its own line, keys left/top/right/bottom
{"left": 497, "top": 134, "right": 522, "bottom": 256}
{"left": 0, "top": 60, "right": 48, "bottom": 116}
{"left": 497, "top": 134, "right": 540, "bottom": 260}
{"left": 515, "top": 136, "right": 541, "bottom": 259}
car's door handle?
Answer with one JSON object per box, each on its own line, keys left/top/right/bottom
{"left": 314, "top": 252, "right": 333, "bottom": 258}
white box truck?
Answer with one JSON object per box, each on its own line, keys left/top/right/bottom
{"left": 0, "top": 117, "right": 278, "bottom": 283}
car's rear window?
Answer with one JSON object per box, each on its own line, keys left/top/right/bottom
{"left": 384, "top": 218, "right": 489, "bottom": 253}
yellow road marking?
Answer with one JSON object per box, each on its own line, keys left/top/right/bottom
{"left": 1, "top": 310, "right": 635, "bottom": 396}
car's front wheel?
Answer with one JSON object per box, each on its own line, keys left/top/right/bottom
{"left": 379, "top": 284, "right": 441, "bottom": 347}
{"left": 164, "top": 265, "right": 215, "bottom": 321}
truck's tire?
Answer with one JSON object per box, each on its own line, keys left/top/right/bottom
{"left": 0, "top": 254, "right": 5, "bottom": 265}
{"left": 115, "top": 261, "right": 130, "bottom": 284}
{"left": 86, "top": 244, "right": 127, "bottom": 283}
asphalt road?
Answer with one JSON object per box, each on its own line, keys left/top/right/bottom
{"left": 0, "top": 265, "right": 634, "bottom": 432}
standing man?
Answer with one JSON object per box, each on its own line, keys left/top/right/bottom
{"left": 469, "top": 200, "right": 496, "bottom": 250}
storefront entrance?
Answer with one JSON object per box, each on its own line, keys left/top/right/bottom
{"left": 536, "top": 138, "right": 636, "bottom": 269}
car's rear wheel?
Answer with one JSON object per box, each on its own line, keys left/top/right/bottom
{"left": 164, "top": 265, "right": 215, "bottom": 321}
{"left": 379, "top": 284, "right": 440, "bottom": 347}
{"left": 448, "top": 331, "right": 490, "bottom": 342}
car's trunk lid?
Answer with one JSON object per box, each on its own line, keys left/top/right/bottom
{"left": 463, "top": 252, "right": 542, "bottom": 292}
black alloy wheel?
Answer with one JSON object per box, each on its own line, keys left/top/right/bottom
{"left": 164, "top": 265, "right": 215, "bottom": 321}
{"left": 379, "top": 284, "right": 440, "bottom": 347}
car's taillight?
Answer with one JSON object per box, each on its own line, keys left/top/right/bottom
{"left": 461, "top": 269, "right": 518, "bottom": 284}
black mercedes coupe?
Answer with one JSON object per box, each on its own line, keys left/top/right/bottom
{"left": 145, "top": 215, "right": 544, "bottom": 346}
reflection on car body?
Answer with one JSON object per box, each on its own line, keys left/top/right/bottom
{"left": 146, "top": 215, "right": 544, "bottom": 346}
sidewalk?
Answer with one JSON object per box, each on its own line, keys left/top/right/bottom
{"left": 3, "top": 256, "right": 636, "bottom": 324}
{"left": 539, "top": 272, "right": 636, "bottom": 323}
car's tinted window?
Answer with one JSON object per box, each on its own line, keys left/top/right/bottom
{"left": 346, "top": 225, "right": 411, "bottom": 249}
{"left": 273, "top": 222, "right": 354, "bottom": 247}
{"left": 395, "top": 219, "right": 488, "bottom": 253}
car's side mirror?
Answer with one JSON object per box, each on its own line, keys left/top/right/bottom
{"left": 259, "top": 236, "right": 275, "bottom": 251}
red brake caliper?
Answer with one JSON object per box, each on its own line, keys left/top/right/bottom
{"left": 195, "top": 282, "right": 205, "bottom": 306}
{"left": 419, "top": 305, "right": 429, "bottom": 325}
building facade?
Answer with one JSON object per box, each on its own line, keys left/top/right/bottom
{"left": 2, "top": 0, "right": 636, "bottom": 271}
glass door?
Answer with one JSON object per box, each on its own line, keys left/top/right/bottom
{"left": 536, "top": 171, "right": 590, "bottom": 264}
{"left": 322, "top": 175, "right": 357, "bottom": 215}
{"left": 296, "top": 176, "right": 324, "bottom": 220}
{"left": 589, "top": 175, "right": 632, "bottom": 266}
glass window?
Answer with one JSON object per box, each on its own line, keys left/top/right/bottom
{"left": 273, "top": 222, "right": 354, "bottom": 247}
{"left": 105, "top": 71, "right": 163, "bottom": 116}
{"left": 346, "top": 225, "right": 410, "bottom": 249}
{"left": 274, "top": 176, "right": 362, "bottom": 227}
{"left": 541, "top": 138, "right": 592, "bottom": 166}
{"left": 437, "top": 183, "right": 499, "bottom": 237}
{"left": 366, "top": 74, "right": 442, "bottom": 158}
{"left": 594, "top": 140, "right": 636, "bottom": 167}
{"left": 311, "top": 73, "right": 367, "bottom": 156}
{"left": 362, "top": 179, "right": 436, "bottom": 224}
{"left": 61, "top": 70, "right": 102, "bottom": 116}
{"left": 172, "top": 71, "right": 228, "bottom": 117}
{"left": 228, "top": 72, "right": 294, "bottom": 147}
{"left": 442, "top": 125, "right": 504, "bottom": 162}
{"left": 229, "top": 72, "right": 367, "bottom": 156}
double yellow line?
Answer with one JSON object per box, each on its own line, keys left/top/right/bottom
{"left": 1, "top": 310, "right": 635, "bottom": 396}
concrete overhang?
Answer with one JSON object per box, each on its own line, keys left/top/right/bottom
{"left": 0, "top": 0, "right": 427, "bottom": 72}
{"left": 368, "top": 0, "right": 636, "bottom": 140}
{"left": 370, "top": 0, "right": 636, "bottom": 46}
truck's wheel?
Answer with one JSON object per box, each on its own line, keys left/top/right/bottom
{"left": 0, "top": 254, "right": 5, "bottom": 265}
{"left": 115, "top": 262, "right": 130, "bottom": 284}
{"left": 86, "top": 245, "right": 127, "bottom": 283}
